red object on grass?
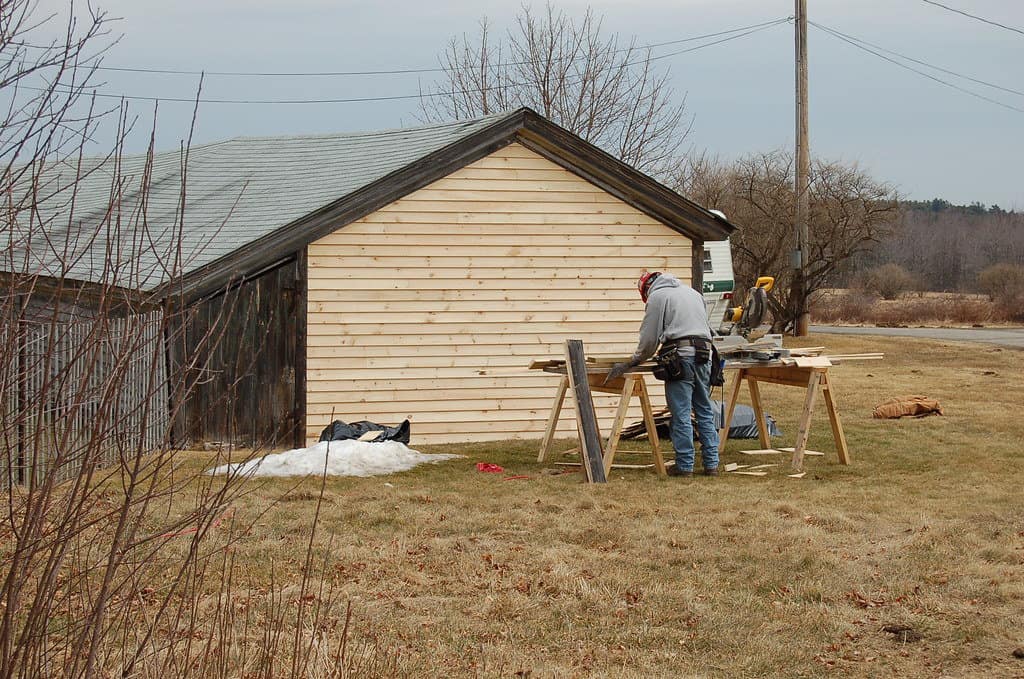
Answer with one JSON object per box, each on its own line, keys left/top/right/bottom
{"left": 475, "top": 462, "right": 504, "bottom": 473}
{"left": 503, "top": 475, "right": 530, "bottom": 481}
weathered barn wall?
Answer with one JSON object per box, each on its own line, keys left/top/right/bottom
{"left": 171, "top": 256, "right": 306, "bottom": 448}
{"left": 305, "top": 143, "right": 693, "bottom": 445}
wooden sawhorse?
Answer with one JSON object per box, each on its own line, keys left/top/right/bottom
{"left": 720, "top": 365, "right": 850, "bottom": 472}
{"left": 537, "top": 370, "right": 666, "bottom": 476}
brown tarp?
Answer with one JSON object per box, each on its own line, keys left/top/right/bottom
{"left": 872, "top": 395, "right": 944, "bottom": 419}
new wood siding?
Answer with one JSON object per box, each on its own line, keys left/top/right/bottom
{"left": 305, "top": 143, "right": 692, "bottom": 445}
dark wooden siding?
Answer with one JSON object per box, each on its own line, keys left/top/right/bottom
{"left": 171, "top": 255, "right": 306, "bottom": 448}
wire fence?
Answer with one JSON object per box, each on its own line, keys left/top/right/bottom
{"left": 0, "top": 310, "right": 169, "bottom": 489}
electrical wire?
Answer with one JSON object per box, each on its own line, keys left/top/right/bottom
{"left": 809, "top": 21, "right": 1024, "bottom": 98}
{"left": 91, "top": 18, "right": 791, "bottom": 78}
{"left": 29, "top": 20, "right": 787, "bottom": 106}
{"left": 810, "top": 21, "right": 1024, "bottom": 114}
{"left": 920, "top": 0, "right": 1024, "bottom": 37}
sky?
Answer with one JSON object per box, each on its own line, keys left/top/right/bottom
{"left": 30, "top": 0, "right": 1024, "bottom": 209}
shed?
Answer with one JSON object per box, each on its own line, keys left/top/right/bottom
{"left": 16, "top": 108, "right": 734, "bottom": 447}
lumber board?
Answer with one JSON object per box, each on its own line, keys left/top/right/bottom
{"left": 556, "top": 462, "right": 655, "bottom": 470}
{"left": 777, "top": 448, "right": 825, "bottom": 457}
{"left": 731, "top": 471, "right": 769, "bottom": 477}
{"left": 564, "top": 339, "right": 606, "bottom": 484}
{"left": 738, "top": 449, "right": 783, "bottom": 455}
{"left": 793, "top": 357, "right": 833, "bottom": 368}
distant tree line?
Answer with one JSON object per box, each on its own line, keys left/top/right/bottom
{"left": 857, "top": 200, "right": 1024, "bottom": 292}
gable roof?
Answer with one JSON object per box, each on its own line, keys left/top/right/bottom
{"left": 15, "top": 108, "right": 734, "bottom": 301}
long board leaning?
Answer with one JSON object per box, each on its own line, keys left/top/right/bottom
{"left": 564, "top": 339, "right": 607, "bottom": 484}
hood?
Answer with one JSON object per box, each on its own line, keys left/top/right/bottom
{"left": 647, "top": 273, "right": 683, "bottom": 297}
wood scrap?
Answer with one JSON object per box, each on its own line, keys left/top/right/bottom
{"left": 555, "top": 462, "right": 654, "bottom": 470}
{"left": 787, "top": 472, "right": 806, "bottom": 478}
{"left": 777, "top": 447, "right": 825, "bottom": 456}
{"left": 739, "top": 448, "right": 782, "bottom": 455}
{"left": 723, "top": 462, "right": 750, "bottom": 472}
{"left": 746, "top": 463, "right": 778, "bottom": 470}
{"left": 732, "top": 470, "right": 768, "bottom": 477}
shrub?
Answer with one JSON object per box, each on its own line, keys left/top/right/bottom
{"left": 811, "top": 291, "right": 876, "bottom": 324}
{"left": 978, "top": 263, "right": 1024, "bottom": 308}
{"left": 861, "top": 264, "right": 918, "bottom": 300}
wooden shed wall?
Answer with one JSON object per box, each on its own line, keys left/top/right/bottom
{"left": 171, "top": 257, "right": 305, "bottom": 448}
{"left": 305, "top": 143, "right": 692, "bottom": 445}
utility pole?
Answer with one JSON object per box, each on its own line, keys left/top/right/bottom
{"left": 793, "top": 0, "right": 810, "bottom": 336}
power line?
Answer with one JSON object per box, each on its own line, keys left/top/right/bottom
{"left": 920, "top": 0, "right": 1024, "bottom": 37}
{"left": 34, "top": 20, "right": 787, "bottom": 106}
{"left": 92, "top": 18, "right": 790, "bottom": 78}
{"left": 809, "top": 21, "right": 1024, "bottom": 98}
{"left": 810, "top": 21, "right": 1024, "bottom": 114}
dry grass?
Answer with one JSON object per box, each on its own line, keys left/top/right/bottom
{"left": 113, "top": 335, "right": 1024, "bottom": 677}
{"left": 812, "top": 289, "right": 1021, "bottom": 326}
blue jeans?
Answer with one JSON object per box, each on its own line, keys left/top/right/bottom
{"left": 664, "top": 357, "right": 720, "bottom": 472}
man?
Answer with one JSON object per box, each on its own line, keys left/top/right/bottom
{"left": 606, "top": 271, "right": 720, "bottom": 477}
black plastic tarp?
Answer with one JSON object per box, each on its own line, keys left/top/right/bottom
{"left": 318, "top": 419, "right": 411, "bottom": 444}
{"left": 713, "top": 401, "right": 782, "bottom": 439}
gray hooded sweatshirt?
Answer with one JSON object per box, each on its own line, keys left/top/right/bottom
{"left": 629, "top": 273, "right": 710, "bottom": 364}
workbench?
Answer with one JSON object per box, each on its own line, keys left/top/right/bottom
{"left": 720, "top": 361, "right": 851, "bottom": 471}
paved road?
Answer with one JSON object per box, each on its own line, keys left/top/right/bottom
{"left": 810, "top": 325, "right": 1024, "bottom": 349}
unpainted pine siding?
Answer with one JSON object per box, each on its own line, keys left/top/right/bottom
{"left": 305, "top": 143, "right": 691, "bottom": 445}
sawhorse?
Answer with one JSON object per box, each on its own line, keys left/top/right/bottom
{"left": 537, "top": 369, "right": 666, "bottom": 476}
{"left": 720, "top": 364, "right": 850, "bottom": 472}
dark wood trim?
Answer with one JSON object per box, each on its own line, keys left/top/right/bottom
{"left": 691, "top": 241, "right": 705, "bottom": 292}
{"left": 293, "top": 247, "right": 307, "bottom": 448}
{"left": 159, "top": 108, "right": 735, "bottom": 303}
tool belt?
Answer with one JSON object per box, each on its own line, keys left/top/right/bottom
{"left": 653, "top": 336, "right": 710, "bottom": 382}
{"left": 654, "top": 336, "right": 725, "bottom": 386}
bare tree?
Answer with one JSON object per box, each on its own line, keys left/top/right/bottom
{"left": 1, "top": 3, "right": 405, "bottom": 676}
{"left": 676, "top": 150, "right": 900, "bottom": 331}
{"left": 420, "top": 3, "right": 690, "bottom": 174}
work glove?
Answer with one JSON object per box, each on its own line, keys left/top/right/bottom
{"left": 603, "top": 362, "right": 631, "bottom": 385}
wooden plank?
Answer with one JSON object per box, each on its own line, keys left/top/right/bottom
{"left": 602, "top": 375, "right": 636, "bottom": 475}
{"left": 538, "top": 376, "right": 569, "bottom": 463}
{"left": 741, "top": 367, "right": 818, "bottom": 388}
{"left": 355, "top": 211, "right": 665, "bottom": 226}
{"left": 308, "top": 256, "right": 684, "bottom": 270}
{"left": 777, "top": 447, "right": 825, "bottom": 456}
{"left": 746, "top": 378, "right": 772, "bottom": 449}
{"left": 564, "top": 339, "right": 606, "bottom": 484}
{"left": 739, "top": 448, "right": 783, "bottom": 455}
{"left": 382, "top": 199, "right": 651, "bottom": 215}
{"left": 556, "top": 462, "right": 656, "bottom": 470}
{"left": 793, "top": 356, "right": 833, "bottom": 368}
{"left": 636, "top": 377, "right": 666, "bottom": 476}
{"left": 305, "top": 267, "right": 688, "bottom": 281}
{"left": 315, "top": 233, "right": 684, "bottom": 248}
{"left": 790, "top": 371, "right": 821, "bottom": 472}
{"left": 732, "top": 471, "right": 769, "bottom": 477}
{"left": 719, "top": 369, "right": 745, "bottom": 444}
{"left": 821, "top": 371, "right": 851, "bottom": 465}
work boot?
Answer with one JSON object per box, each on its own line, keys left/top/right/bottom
{"left": 703, "top": 467, "right": 720, "bottom": 477}
{"left": 666, "top": 464, "right": 693, "bottom": 478}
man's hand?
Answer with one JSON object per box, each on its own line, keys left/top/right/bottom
{"left": 603, "top": 362, "right": 631, "bottom": 385}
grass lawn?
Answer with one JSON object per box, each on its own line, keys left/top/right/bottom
{"left": 168, "top": 333, "right": 1024, "bottom": 677}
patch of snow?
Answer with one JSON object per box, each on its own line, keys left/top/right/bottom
{"left": 208, "top": 440, "right": 460, "bottom": 478}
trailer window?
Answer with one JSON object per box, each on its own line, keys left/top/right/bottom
{"left": 703, "top": 251, "right": 713, "bottom": 274}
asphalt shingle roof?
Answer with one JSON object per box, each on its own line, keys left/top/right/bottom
{"left": 13, "top": 112, "right": 516, "bottom": 291}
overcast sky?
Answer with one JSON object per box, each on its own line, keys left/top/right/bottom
{"left": 41, "top": 0, "right": 1024, "bottom": 209}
